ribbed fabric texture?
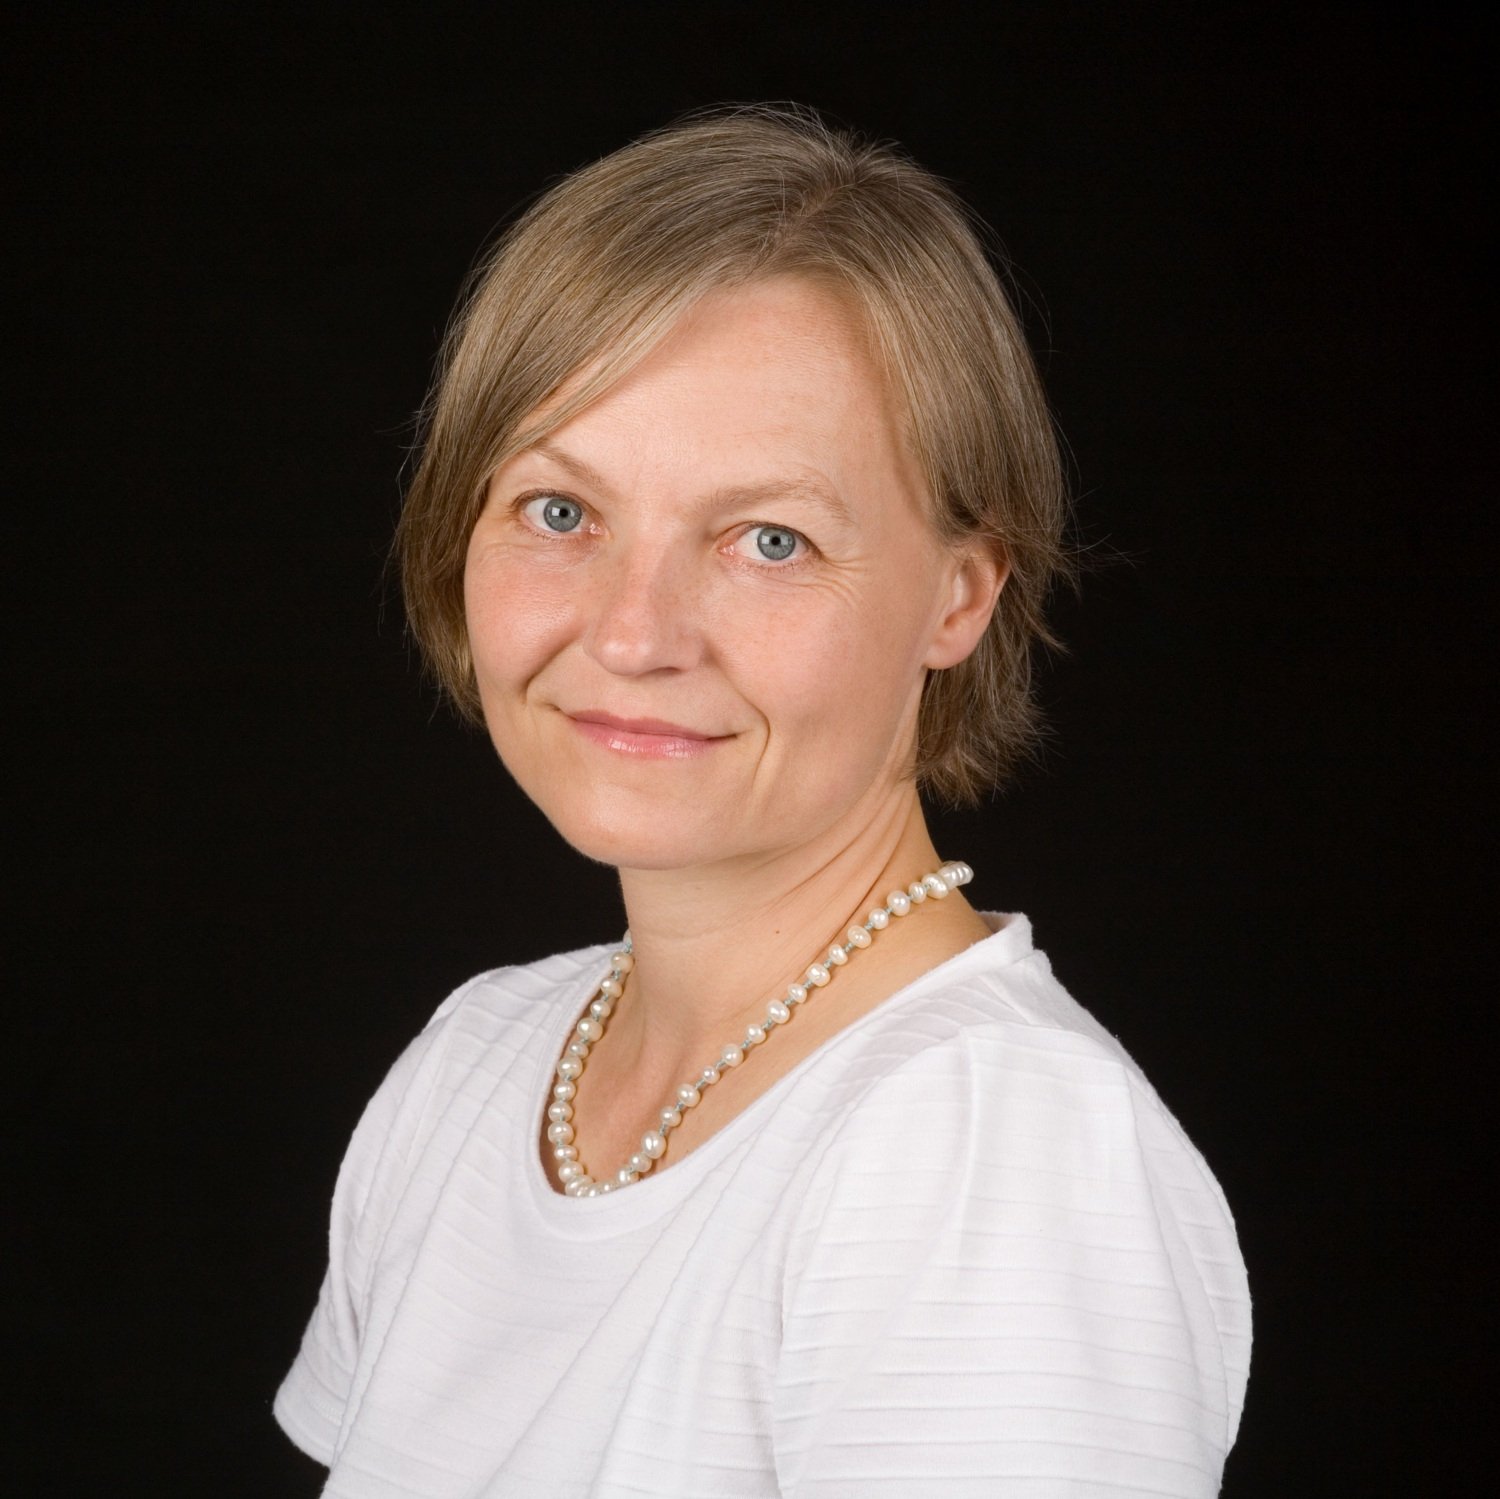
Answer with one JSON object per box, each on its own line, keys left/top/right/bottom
{"left": 275, "top": 914, "right": 1250, "bottom": 1497}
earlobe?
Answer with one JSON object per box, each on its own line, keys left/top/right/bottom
{"left": 923, "top": 542, "right": 1009, "bottom": 670}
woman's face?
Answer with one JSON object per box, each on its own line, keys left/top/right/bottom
{"left": 464, "top": 277, "right": 997, "bottom": 871}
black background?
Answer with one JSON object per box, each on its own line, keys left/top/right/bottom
{"left": 10, "top": 4, "right": 1487, "bottom": 1494}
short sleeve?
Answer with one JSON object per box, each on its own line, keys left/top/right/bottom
{"left": 771, "top": 1023, "right": 1251, "bottom": 1498}
{"left": 272, "top": 981, "right": 475, "bottom": 1465}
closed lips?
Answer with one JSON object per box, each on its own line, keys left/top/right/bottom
{"left": 567, "top": 712, "right": 726, "bottom": 740}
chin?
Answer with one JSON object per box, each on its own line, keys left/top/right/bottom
{"left": 544, "top": 799, "right": 741, "bottom": 873}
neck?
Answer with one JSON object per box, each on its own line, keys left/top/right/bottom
{"left": 608, "top": 784, "right": 970, "bottom": 1085}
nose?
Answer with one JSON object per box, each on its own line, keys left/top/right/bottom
{"left": 582, "top": 538, "right": 704, "bottom": 677}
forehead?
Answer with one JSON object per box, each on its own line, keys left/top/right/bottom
{"left": 513, "top": 277, "right": 925, "bottom": 507}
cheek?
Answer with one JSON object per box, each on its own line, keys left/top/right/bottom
{"left": 717, "top": 572, "right": 932, "bottom": 754}
{"left": 464, "top": 555, "right": 577, "bottom": 699}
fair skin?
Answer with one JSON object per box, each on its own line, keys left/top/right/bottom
{"left": 463, "top": 276, "right": 1008, "bottom": 1188}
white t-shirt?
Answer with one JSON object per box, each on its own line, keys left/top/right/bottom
{"left": 276, "top": 914, "right": 1251, "bottom": 1497}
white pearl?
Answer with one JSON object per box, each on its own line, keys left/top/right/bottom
{"left": 552, "top": 863, "right": 971, "bottom": 1206}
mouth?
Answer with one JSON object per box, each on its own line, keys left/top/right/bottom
{"left": 563, "top": 709, "right": 731, "bottom": 760}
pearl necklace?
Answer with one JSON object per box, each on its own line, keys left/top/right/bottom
{"left": 547, "top": 861, "right": 973, "bottom": 1198}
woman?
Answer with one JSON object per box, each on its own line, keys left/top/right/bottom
{"left": 276, "top": 106, "right": 1251, "bottom": 1496}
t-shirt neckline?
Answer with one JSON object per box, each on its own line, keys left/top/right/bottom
{"left": 519, "top": 911, "right": 1033, "bottom": 1237}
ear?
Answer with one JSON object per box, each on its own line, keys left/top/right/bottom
{"left": 922, "top": 539, "right": 1009, "bottom": 670}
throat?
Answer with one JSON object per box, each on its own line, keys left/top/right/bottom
{"left": 540, "top": 861, "right": 980, "bottom": 1198}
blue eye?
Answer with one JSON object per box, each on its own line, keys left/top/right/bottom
{"left": 753, "top": 526, "right": 798, "bottom": 562}
{"left": 531, "top": 495, "right": 584, "bottom": 533}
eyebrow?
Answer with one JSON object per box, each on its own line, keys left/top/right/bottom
{"left": 529, "top": 441, "right": 856, "bottom": 527}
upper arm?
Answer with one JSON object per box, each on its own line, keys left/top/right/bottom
{"left": 272, "top": 980, "right": 476, "bottom": 1464}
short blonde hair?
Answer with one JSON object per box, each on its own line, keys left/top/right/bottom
{"left": 397, "top": 104, "right": 1070, "bottom": 806}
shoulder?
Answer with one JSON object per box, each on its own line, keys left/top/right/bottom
{"left": 782, "top": 914, "right": 1252, "bottom": 1446}
{"left": 336, "top": 940, "right": 616, "bottom": 1207}
{"left": 414, "top": 940, "right": 617, "bottom": 1060}
{"left": 801, "top": 913, "right": 1150, "bottom": 1140}
{"left": 275, "top": 938, "right": 619, "bottom": 1461}
{"left": 401, "top": 938, "right": 619, "bottom": 1073}
{"left": 809, "top": 915, "right": 1241, "bottom": 1262}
